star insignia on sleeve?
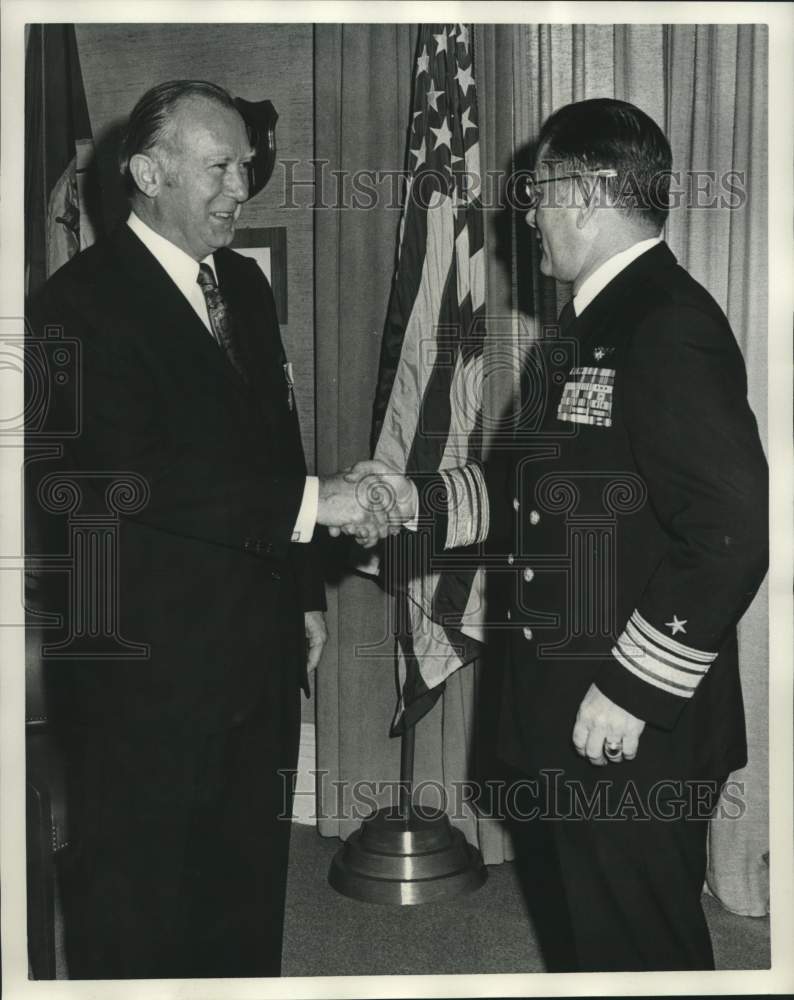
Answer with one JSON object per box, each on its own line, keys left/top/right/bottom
{"left": 665, "top": 615, "right": 688, "bottom": 635}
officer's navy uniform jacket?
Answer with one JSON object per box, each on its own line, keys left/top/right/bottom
{"left": 412, "top": 241, "right": 768, "bottom": 971}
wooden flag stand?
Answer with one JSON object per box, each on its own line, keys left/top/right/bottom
{"left": 328, "top": 716, "right": 487, "bottom": 905}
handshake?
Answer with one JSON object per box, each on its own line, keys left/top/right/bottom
{"left": 316, "top": 460, "right": 417, "bottom": 548}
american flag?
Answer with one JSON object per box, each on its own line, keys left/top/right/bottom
{"left": 372, "top": 24, "right": 487, "bottom": 734}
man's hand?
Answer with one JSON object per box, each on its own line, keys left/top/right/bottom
{"left": 572, "top": 683, "right": 646, "bottom": 766}
{"left": 304, "top": 611, "right": 328, "bottom": 673}
{"left": 316, "top": 473, "right": 389, "bottom": 548}
{"left": 341, "top": 460, "right": 417, "bottom": 542}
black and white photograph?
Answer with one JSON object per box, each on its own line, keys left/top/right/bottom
{"left": 1, "top": 2, "right": 792, "bottom": 998}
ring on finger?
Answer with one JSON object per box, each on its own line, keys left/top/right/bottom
{"left": 603, "top": 740, "right": 623, "bottom": 762}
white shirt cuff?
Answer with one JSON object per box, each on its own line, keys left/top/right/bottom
{"left": 292, "top": 476, "right": 319, "bottom": 543}
{"left": 404, "top": 481, "right": 420, "bottom": 532}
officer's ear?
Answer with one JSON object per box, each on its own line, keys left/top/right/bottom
{"left": 575, "top": 176, "right": 601, "bottom": 230}
{"left": 128, "top": 152, "right": 164, "bottom": 198}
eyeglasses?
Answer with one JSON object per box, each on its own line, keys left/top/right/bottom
{"left": 521, "top": 169, "right": 618, "bottom": 209}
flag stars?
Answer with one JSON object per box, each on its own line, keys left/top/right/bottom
{"left": 410, "top": 137, "right": 427, "bottom": 167}
{"left": 455, "top": 62, "right": 475, "bottom": 96}
{"left": 426, "top": 86, "right": 444, "bottom": 113}
{"left": 430, "top": 117, "right": 453, "bottom": 152}
{"left": 433, "top": 31, "right": 447, "bottom": 55}
{"left": 416, "top": 46, "right": 430, "bottom": 76}
{"left": 457, "top": 24, "right": 470, "bottom": 52}
{"left": 460, "top": 106, "right": 476, "bottom": 134}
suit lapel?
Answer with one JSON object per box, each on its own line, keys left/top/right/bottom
{"left": 109, "top": 226, "right": 246, "bottom": 396}
{"left": 214, "top": 249, "right": 288, "bottom": 408}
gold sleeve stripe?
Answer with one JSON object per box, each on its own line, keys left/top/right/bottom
{"left": 441, "top": 464, "right": 489, "bottom": 549}
{"left": 611, "top": 609, "right": 717, "bottom": 699}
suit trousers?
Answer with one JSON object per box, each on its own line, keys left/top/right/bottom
{"left": 506, "top": 766, "right": 724, "bottom": 972}
{"left": 57, "top": 683, "right": 300, "bottom": 979}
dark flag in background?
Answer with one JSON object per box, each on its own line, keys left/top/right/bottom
{"left": 372, "top": 24, "right": 488, "bottom": 734}
{"left": 25, "top": 23, "right": 101, "bottom": 300}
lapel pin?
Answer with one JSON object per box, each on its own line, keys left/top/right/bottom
{"left": 284, "top": 361, "right": 295, "bottom": 411}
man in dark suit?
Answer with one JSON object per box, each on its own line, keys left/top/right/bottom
{"left": 350, "top": 98, "right": 768, "bottom": 971}
{"left": 29, "top": 80, "right": 384, "bottom": 979}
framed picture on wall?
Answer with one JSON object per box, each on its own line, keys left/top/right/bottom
{"left": 231, "top": 226, "right": 288, "bottom": 324}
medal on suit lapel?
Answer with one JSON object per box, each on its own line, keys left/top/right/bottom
{"left": 283, "top": 361, "right": 295, "bottom": 411}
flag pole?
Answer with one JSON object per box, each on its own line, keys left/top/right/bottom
{"left": 398, "top": 719, "right": 415, "bottom": 820}
{"left": 327, "top": 21, "right": 488, "bottom": 906}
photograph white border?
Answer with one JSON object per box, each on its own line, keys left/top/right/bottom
{"left": 2, "top": 2, "right": 792, "bottom": 998}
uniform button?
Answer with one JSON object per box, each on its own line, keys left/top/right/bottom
{"left": 523, "top": 567, "right": 535, "bottom": 583}
{"left": 512, "top": 497, "right": 520, "bottom": 511}
{"left": 271, "top": 570, "right": 282, "bottom": 581}
{"left": 507, "top": 553, "right": 515, "bottom": 566}
{"left": 529, "top": 509, "right": 541, "bottom": 525}
{"left": 522, "top": 626, "right": 534, "bottom": 641}
{"left": 506, "top": 609, "right": 512, "bottom": 621}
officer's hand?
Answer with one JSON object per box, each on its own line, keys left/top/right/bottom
{"left": 572, "top": 683, "right": 645, "bottom": 766}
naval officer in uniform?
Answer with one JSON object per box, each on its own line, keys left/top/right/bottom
{"left": 347, "top": 97, "right": 768, "bottom": 971}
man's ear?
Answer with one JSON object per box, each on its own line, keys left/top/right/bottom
{"left": 128, "top": 153, "right": 162, "bottom": 198}
{"left": 575, "top": 177, "right": 600, "bottom": 230}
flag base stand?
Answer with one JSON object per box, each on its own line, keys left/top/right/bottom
{"left": 328, "top": 716, "right": 487, "bottom": 905}
{"left": 328, "top": 802, "right": 487, "bottom": 905}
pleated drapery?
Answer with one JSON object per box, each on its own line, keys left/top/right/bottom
{"left": 314, "top": 23, "right": 769, "bottom": 917}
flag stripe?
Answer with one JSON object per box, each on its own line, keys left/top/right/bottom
{"left": 373, "top": 23, "right": 487, "bottom": 731}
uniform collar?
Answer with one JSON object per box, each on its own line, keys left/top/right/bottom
{"left": 573, "top": 236, "right": 662, "bottom": 316}
{"left": 127, "top": 211, "right": 217, "bottom": 299}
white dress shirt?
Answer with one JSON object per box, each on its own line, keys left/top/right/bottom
{"left": 573, "top": 236, "right": 662, "bottom": 316}
{"left": 127, "top": 212, "right": 318, "bottom": 543}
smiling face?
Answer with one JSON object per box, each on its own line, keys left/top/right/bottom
{"left": 525, "top": 146, "right": 592, "bottom": 286}
{"left": 148, "top": 96, "right": 253, "bottom": 261}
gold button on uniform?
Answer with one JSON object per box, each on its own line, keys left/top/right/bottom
{"left": 522, "top": 626, "right": 534, "bottom": 641}
{"left": 507, "top": 553, "right": 515, "bottom": 565}
{"left": 512, "top": 497, "right": 520, "bottom": 511}
{"left": 529, "top": 509, "right": 541, "bottom": 525}
{"left": 523, "top": 567, "right": 534, "bottom": 583}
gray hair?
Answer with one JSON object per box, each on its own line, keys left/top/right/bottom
{"left": 118, "top": 79, "right": 238, "bottom": 192}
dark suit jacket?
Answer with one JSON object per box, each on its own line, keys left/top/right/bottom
{"left": 29, "top": 224, "right": 324, "bottom": 733}
{"left": 416, "top": 243, "right": 768, "bottom": 785}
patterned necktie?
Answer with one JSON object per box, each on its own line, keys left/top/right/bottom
{"left": 196, "top": 263, "right": 247, "bottom": 381}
